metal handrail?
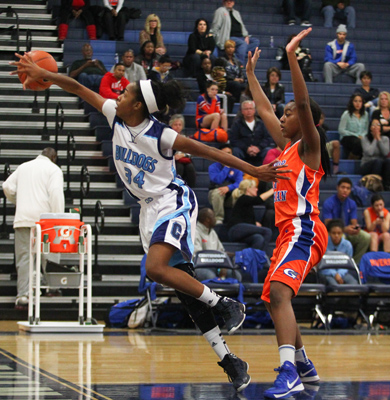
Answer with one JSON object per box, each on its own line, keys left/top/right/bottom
{"left": 64, "top": 132, "right": 76, "bottom": 202}
{"left": 94, "top": 200, "right": 105, "bottom": 269}
{"left": 41, "top": 89, "right": 50, "bottom": 140}
{"left": 79, "top": 165, "right": 90, "bottom": 220}
{"left": 0, "top": 7, "right": 19, "bottom": 53}
{"left": 1, "top": 163, "right": 11, "bottom": 239}
{"left": 54, "top": 102, "right": 64, "bottom": 155}
{"left": 26, "top": 29, "right": 32, "bottom": 52}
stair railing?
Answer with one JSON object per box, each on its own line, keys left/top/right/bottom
{"left": 0, "top": 163, "right": 11, "bottom": 239}
{"left": 54, "top": 102, "right": 64, "bottom": 154}
{"left": 94, "top": 200, "right": 105, "bottom": 271}
{"left": 0, "top": 6, "right": 19, "bottom": 53}
{"left": 41, "top": 89, "right": 50, "bottom": 140}
{"left": 80, "top": 165, "right": 90, "bottom": 221}
{"left": 64, "top": 132, "right": 76, "bottom": 203}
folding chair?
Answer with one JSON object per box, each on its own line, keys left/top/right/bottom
{"left": 360, "top": 251, "right": 390, "bottom": 328}
{"left": 317, "top": 251, "right": 370, "bottom": 329}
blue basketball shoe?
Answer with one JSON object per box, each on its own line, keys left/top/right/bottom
{"left": 264, "top": 361, "right": 304, "bottom": 399}
{"left": 296, "top": 359, "right": 320, "bottom": 383}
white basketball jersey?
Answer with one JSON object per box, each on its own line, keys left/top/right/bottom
{"left": 102, "top": 100, "right": 181, "bottom": 202}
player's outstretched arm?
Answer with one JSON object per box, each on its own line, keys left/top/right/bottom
{"left": 286, "top": 28, "right": 320, "bottom": 154}
{"left": 246, "top": 49, "right": 288, "bottom": 150}
{"left": 10, "top": 52, "right": 105, "bottom": 113}
{"left": 173, "top": 134, "right": 291, "bottom": 182}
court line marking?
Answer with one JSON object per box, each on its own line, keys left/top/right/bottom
{"left": 0, "top": 348, "right": 114, "bottom": 400}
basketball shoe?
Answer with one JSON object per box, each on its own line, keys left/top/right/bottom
{"left": 296, "top": 359, "right": 320, "bottom": 383}
{"left": 217, "top": 353, "right": 251, "bottom": 392}
{"left": 214, "top": 296, "right": 246, "bottom": 334}
{"left": 264, "top": 361, "right": 304, "bottom": 399}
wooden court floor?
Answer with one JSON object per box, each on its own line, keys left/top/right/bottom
{"left": 0, "top": 321, "right": 390, "bottom": 399}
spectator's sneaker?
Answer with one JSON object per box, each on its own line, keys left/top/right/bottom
{"left": 288, "top": 20, "right": 296, "bottom": 26}
{"left": 295, "top": 383, "right": 320, "bottom": 400}
{"left": 15, "top": 295, "right": 28, "bottom": 309}
{"left": 296, "top": 359, "right": 320, "bottom": 383}
{"left": 264, "top": 361, "right": 304, "bottom": 399}
{"left": 217, "top": 353, "right": 251, "bottom": 392}
{"left": 214, "top": 296, "right": 246, "bottom": 334}
{"left": 301, "top": 21, "right": 312, "bottom": 26}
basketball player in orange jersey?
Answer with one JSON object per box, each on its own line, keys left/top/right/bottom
{"left": 246, "top": 28, "right": 331, "bottom": 399}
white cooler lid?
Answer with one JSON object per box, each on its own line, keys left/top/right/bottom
{"left": 39, "top": 213, "right": 80, "bottom": 220}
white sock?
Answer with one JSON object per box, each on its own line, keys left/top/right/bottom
{"left": 279, "top": 344, "right": 296, "bottom": 366}
{"left": 197, "top": 285, "right": 221, "bottom": 307}
{"left": 203, "top": 326, "right": 230, "bottom": 360}
{"left": 295, "top": 345, "right": 309, "bottom": 363}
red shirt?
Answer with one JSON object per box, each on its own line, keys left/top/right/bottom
{"left": 99, "top": 72, "right": 129, "bottom": 99}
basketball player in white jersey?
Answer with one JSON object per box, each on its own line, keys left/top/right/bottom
{"left": 12, "top": 52, "right": 290, "bottom": 391}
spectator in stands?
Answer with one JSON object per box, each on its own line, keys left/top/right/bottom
{"left": 139, "top": 14, "right": 166, "bottom": 56}
{"left": 319, "top": 112, "right": 342, "bottom": 174}
{"left": 148, "top": 55, "right": 173, "bottom": 83}
{"left": 69, "top": 44, "right": 107, "bottom": 93}
{"left": 321, "top": 0, "right": 356, "bottom": 29}
{"left": 261, "top": 67, "right": 285, "bottom": 119}
{"left": 323, "top": 25, "right": 365, "bottom": 84}
{"left": 99, "top": 63, "right": 129, "bottom": 99}
{"left": 338, "top": 93, "right": 369, "bottom": 159}
{"left": 218, "top": 39, "right": 246, "bottom": 103}
{"left": 196, "top": 81, "right": 228, "bottom": 131}
{"left": 283, "top": 0, "right": 312, "bottom": 26}
{"left": 364, "top": 194, "right": 390, "bottom": 253}
{"left": 169, "top": 114, "right": 196, "bottom": 188}
{"left": 111, "top": 49, "right": 146, "bottom": 83}
{"left": 371, "top": 92, "right": 390, "bottom": 139}
{"left": 100, "top": 0, "right": 130, "bottom": 41}
{"left": 319, "top": 219, "right": 358, "bottom": 285}
{"left": 208, "top": 144, "right": 243, "bottom": 224}
{"left": 227, "top": 179, "right": 273, "bottom": 252}
{"left": 262, "top": 146, "right": 282, "bottom": 165}
{"left": 134, "top": 40, "right": 160, "bottom": 76}
{"left": 210, "top": 0, "right": 260, "bottom": 64}
{"left": 194, "top": 208, "right": 241, "bottom": 281}
{"left": 2, "top": 148, "right": 64, "bottom": 307}
{"left": 354, "top": 71, "right": 379, "bottom": 117}
{"left": 58, "top": 0, "right": 97, "bottom": 41}
{"left": 361, "top": 119, "right": 390, "bottom": 190}
{"left": 277, "top": 34, "right": 316, "bottom": 82}
{"left": 196, "top": 56, "right": 213, "bottom": 95}
{"left": 229, "top": 100, "right": 274, "bottom": 166}
{"left": 322, "top": 177, "right": 371, "bottom": 264}
{"left": 183, "top": 18, "right": 216, "bottom": 78}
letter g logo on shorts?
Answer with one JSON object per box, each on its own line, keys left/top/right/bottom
{"left": 284, "top": 268, "right": 301, "bottom": 281}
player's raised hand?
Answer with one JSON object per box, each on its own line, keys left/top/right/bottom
{"left": 255, "top": 160, "right": 291, "bottom": 182}
{"left": 246, "top": 48, "right": 261, "bottom": 76}
{"left": 9, "top": 53, "right": 45, "bottom": 89}
{"left": 286, "top": 27, "right": 312, "bottom": 54}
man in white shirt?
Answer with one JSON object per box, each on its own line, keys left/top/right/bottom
{"left": 2, "top": 148, "right": 64, "bottom": 307}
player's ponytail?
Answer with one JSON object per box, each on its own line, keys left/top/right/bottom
{"left": 310, "top": 98, "right": 331, "bottom": 179}
{"left": 136, "top": 79, "right": 186, "bottom": 118}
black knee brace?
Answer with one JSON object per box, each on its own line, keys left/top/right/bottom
{"left": 173, "top": 263, "right": 217, "bottom": 333}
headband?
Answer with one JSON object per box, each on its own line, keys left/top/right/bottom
{"left": 139, "top": 80, "right": 159, "bottom": 114}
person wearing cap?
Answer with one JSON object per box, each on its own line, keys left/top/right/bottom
{"left": 13, "top": 52, "right": 292, "bottom": 391}
{"left": 323, "top": 24, "right": 365, "bottom": 84}
{"left": 210, "top": 0, "right": 260, "bottom": 64}
{"left": 2, "top": 148, "right": 64, "bottom": 308}
{"left": 321, "top": 0, "right": 356, "bottom": 29}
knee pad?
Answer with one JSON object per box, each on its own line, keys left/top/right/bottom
{"left": 173, "top": 263, "right": 217, "bottom": 333}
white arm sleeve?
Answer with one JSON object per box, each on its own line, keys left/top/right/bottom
{"left": 102, "top": 99, "right": 117, "bottom": 128}
{"left": 160, "top": 127, "right": 178, "bottom": 156}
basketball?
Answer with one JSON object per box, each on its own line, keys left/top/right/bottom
{"left": 18, "top": 50, "right": 58, "bottom": 91}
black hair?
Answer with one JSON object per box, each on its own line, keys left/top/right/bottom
{"left": 337, "top": 177, "right": 353, "bottom": 187}
{"left": 42, "top": 147, "right": 57, "bottom": 163}
{"left": 347, "top": 93, "right": 365, "bottom": 117}
{"left": 359, "top": 70, "right": 372, "bottom": 80}
{"left": 158, "top": 55, "right": 172, "bottom": 64}
{"left": 266, "top": 66, "right": 281, "bottom": 82}
{"left": 371, "top": 193, "right": 384, "bottom": 206}
{"left": 198, "top": 207, "right": 214, "bottom": 223}
{"left": 286, "top": 34, "right": 300, "bottom": 47}
{"left": 214, "top": 58, "right": 226, "bottom": 68}
{"left": 139, "top": 40, "right": 156, "bottom": 57}
{"left": 327, "top": 218, "right": 345, "bottom": 232}
{"left": 113, "top": 62, "right": 125, "bottom": 69}
{"left": 219, "top": 143, "right": 232, "bottom": 151}
{"left": 206, "top": 80, "right": 218, "bottom": 89}
{"left": 194, "top": 18, "right": 209, "bottom": 34}
{"left": 135, "top": 80, "right": 187, "bottom": 118}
